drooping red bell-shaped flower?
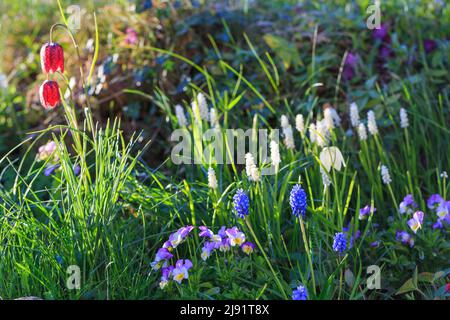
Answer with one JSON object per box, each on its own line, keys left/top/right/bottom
{"left": 40, "top": 42, "right": 64, "bottom": 73}
{"left": 39, "top": 80, "right": 61, "bottom": 109}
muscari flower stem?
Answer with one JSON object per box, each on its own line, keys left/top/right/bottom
{"left": 298, "top": 216, "right": 316, "bottom": 295}
{"left": 244, "top": 217, "right": 288, "bottom": 299}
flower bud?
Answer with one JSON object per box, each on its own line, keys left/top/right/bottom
{"left": 39, "top": 80, "right": 61, "bottom": 109}
{"left": 40, "top": 42, "right": 64, "bottom": 73}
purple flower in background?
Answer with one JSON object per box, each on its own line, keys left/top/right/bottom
{"left": 162, "top": 240, "right": 172, "bottom": 249}
{"left": 73, "top": 164, "right": 81, "bottom": 176}
{"left": 379, "top": 45, "right": 394, "bottom": 59}
{"left": 168, "top": 226, "right": 194, "bottom": 248}
{"left": 436, "top": 201, "right": 450, "bottom": 219}
{"left": 172, "top": 259, "right": 193, "bottom": 284}
{"left": 292, "top": 285, "right": 308, "bottom": 300}
{"left": 233, "top": 189, "right": 250, "bottom": 218}
{"left": 433, "top": 220, "right": 444, "bottom": 230}
{"left": 44, "top": 164, "right": 60, "bottom": 176}
{"left": 342, "top": 52, "right": 358, "bottom": 81}
{"left": 370, "top": 241, "right": 381, "bottom": 248}
{"left": 200, "top": 241, "right": 216, "bottom": 261}
{"left": 396, "top": 231, "right": 414, "bottom": 247}
{"left": 399, "top": 194, "right": 418, "bottom": 215}
{"left": 159, "top": 265, "right": 174, "bottom": 289}
{"left": 241, "top": 242, "right": 255, "bottom": 255}
{"left": 359, "top": 204, "right": 377, "bottom": 220}
{"left": 199, "top": 226, "right": 214, "bottom": 238}
{"left": 372, "top": 23, "right": 388, "bottom": 40}
{"left": 124, "top": 28, "right": 138, "bottom": 45}
{"left": 423, "top": 39, "right": 438, "bottom": 54}
{"left": 151, "top": 248, "right": 173, "bottom": 270}
{"left": 156, "top": 248, "right": 173, "bottom": 260}
{"left": 407, "top": 211, "right": 424, "bottom": 234}
{"left": 433, "top": 214, "right": 449, "bottom": 229}
{"left": 289, "top": 184, "right": 307, "bottom": 218}
{"left": 219, "top": 237, "right": 231, "bottom": 252}
{"left": 427, "top": 194, "right": 443, "bottom": 209}
{"left": 345, "top": 52, "right": 358, "bottom": 68}
{"left": 332, "top": 232, "right": 348, "bottom": 254}
{"left": 342, "top": 66, "right": 355, "bottom": 81}
{"left": 218, "top": 226, "right": 227, "bottom": 238}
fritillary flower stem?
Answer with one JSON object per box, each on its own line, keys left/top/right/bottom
{"left": 245, "top": 217, "right": 287, "bottom": 299}
{"left": 298, "top": 216, "right": 316, "bottom": 295}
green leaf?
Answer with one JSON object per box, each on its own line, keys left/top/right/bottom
{"left": 396, "top": 278, "right": 417, "bottom": 295}
{"left": 263, "top": 34, "right": 302, "bottom": 69}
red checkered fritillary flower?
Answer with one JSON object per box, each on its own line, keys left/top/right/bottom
{"left": 39, "top": 80, "right": 61, "bottom": 109}
{"left": 40, "top": 42, "right": 64, "bottom": 74}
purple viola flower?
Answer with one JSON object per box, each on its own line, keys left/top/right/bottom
{"left": 162, "top": 240, "right": 172, "bottom": 249}
{"left": 345, "top": 52, "right": 358, "bottom": 68}
{"left": 427, "top": 194, "right": 444, "bottom": 209}
{"left": 292, "top": 285, "right": 308, "bottom": 300}
{"left": 342, "top": 65, "right": 355, "bottom": 81}
{"left": 372, "top": 23, "right": 388, "bottom": 40}
{"left": 44, "top": 164, "right": 60, "bottom": 176}
{"left": 332, "top": 232, "right": 348, "bottom": 254}
{"left": 151, "top": 247, "right": 173, "bottom": 270}
{"left": 370, "top": 240, "right": 381, "bottom": 248}
{"left": 436, "top": 201, "right": 450, "bottom": 219}
{"left": 359, "top": 204, "right": 377, "bottom": 220}
{"left": 225, "top": 227, "right": 246, "bottom": 247}
{"left": 434, "top": 214, "right": 450, "bottom": 229}
{"left": 379, "top": 45, "right": 394, "bottom": 60}
{"left": 169, "top": 226, "right": 194, "bottom": 248}
{"left": 396, "top": 231, "right": 414, "bottom": 247}
{"left": 407, "top": 211, "right": 424, "bottom": 234}
{"left": 289, "top": 184, "right": 307, "bottom": 218}
{"left": 233, "top": 189, "right": 250, "bottom": 218}
{"left": 199, "top": 226, "right": 214, "bottom": 238}
{"left": 241, "top": 242, "right": 255, "bottom": 255}
{"left": 219, "top": 237, "right": 231, "bottom": 252}
{"left": 399, "top": 194, "right": 418, "bottom": 215}
{"left": 218, "top": 226, "right": 227, "bottom": 238}
{"left": 342, "top": 51, "right": 359, "bottom": 81}
{"left": 172, "top": 259, "right": 193, "bottom": 284}
{"left": 423, "top": 39, "right": 438, "bottom": 54}
{"left": 433, "top": 220, "right": 444, "bottom": 230}
{"left": 200, "top": 242, "right": 216, "bottom": 261}
{"left": 156, "top": 248, "right": 173, "bottom": 260}
{"left": 159, "top": 265, "right": 174, "bottom": 289}
{"left": 73, "top": 164, "right": 81, "bottom": 176}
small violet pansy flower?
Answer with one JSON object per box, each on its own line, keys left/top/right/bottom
{"left": 359, "top": 204, "right": 377, "bottom": 220}
{"left": 396, "top": 231, "right": 414, "bottom": 248}
{"left": 407, "top": 211, "right": 424, "bottom": 234}
{"left": 399, "top": 194, "right": 418, "bottom": 215}
{"left": 172, "top": 259, "right": 193, "bottom": 284}
{"left": 225, "top": 227, "right": 246, "bottom": 247}
{"left": 241, "top": 242, "right": 255, "bottom": 255}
